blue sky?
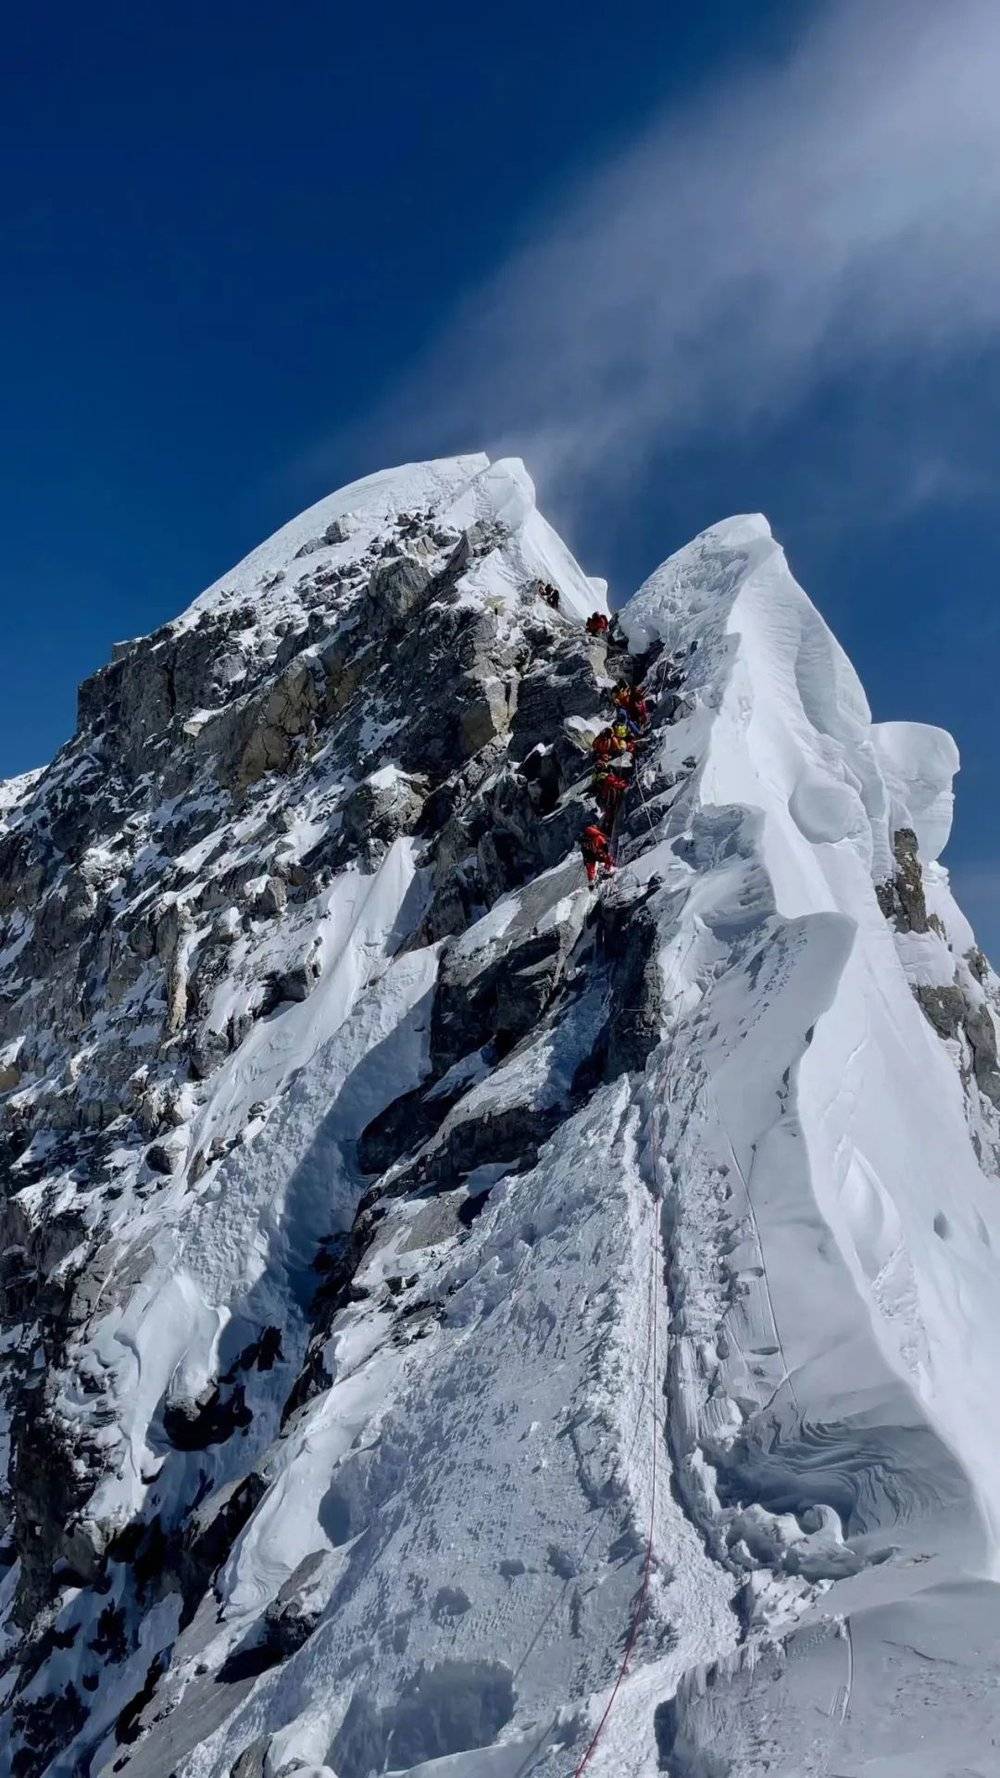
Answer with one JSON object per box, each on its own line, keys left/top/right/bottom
{"left": 3, "top": 0, "right": 998, "bottom": 947}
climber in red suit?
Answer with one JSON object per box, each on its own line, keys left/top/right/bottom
{"left": 593, "top": 768, "right": 630, "bottom": 822}
{"left": 580, "top": 823, "right": 615, "bottom": 886}
{"left": 592, "top": 726, "right": 629, "bottom": 765}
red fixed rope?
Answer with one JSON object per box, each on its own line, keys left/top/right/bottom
{"left": 571, "top": 1198, "right": 660, "bottom": 1777}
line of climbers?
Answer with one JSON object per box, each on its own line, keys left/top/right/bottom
{"left": 532, "top": 576, "right": 688, "bottom": 888}
{"left": 536, "top": 582, "right": 627, "bottom": 656}
{"left": 581, "top": 678, "right": 653, "bottom": 886}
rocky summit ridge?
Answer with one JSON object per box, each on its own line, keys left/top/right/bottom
{"left": 1, "top": 453, "right": 999, "bottom": 1778}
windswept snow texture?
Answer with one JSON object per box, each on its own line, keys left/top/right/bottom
{"left": 1, "top": 465, "right": 999, "bottom": 1778}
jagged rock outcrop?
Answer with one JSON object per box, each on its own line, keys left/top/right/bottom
{"left": 876, "top": 824, "right": 932, "bottom": 932}
{"left": 1, "top": 459, "right": 999, "bottom": 1778}
{"left": 877, "top": 813, "right": 1000, "bottom": 1118}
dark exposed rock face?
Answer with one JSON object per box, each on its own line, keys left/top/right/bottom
{"left": 876, "top": 827, "right": 930, "bottom": 933}
{"left": 0, "top": 459, "right": 641, "bottom": 1774}
{"left": 162, "top": 1383, "right": 254, "bottom": 1451}
{"left": 10, "top": 1683, "right": 87, "bottom": 1778}
{"left": 431, "top": 916, "right": 578, "bottom": 1077}
{"left": 11, "top": 1397, "right": 97, "bottom": 1627}
{"left": 914, "top": 983, "right": 965, "bottom": 1039}
{"left": 916, "top": 983, "right": 1000, "bottom": 1110}
{"left": 600, "top": 882, "right": 665, "bottom": 1078}
{"left": 965, "top": 998, "right": 1000, "bottom": 1107}
{"left": 339, "top": 770, "right": 427, "bottom": 869}
{"left": 876, "top": 826, "right": 1000, "bottom": 1115}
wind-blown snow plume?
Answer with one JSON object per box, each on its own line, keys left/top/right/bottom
{"left": 341, "top": 0, "right": 1000, "bottom": 509}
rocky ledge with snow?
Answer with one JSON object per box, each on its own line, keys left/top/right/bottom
{"left": 0, "top": 453, "right": 999, "bottom": 1778}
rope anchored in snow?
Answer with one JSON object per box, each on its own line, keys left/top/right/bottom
{"left": 633, "top": 770, "right": 658, "bottom": 839}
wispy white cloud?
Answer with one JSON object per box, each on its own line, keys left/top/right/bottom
{"left": 339, "top": 0, "right": 1000, "bottom": 511}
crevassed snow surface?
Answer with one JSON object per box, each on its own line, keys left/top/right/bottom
{"left": 4, "top": 469, "right": 1000, "bottom": 1778}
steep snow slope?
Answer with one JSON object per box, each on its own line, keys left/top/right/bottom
{"left": 1, "top": 463, "right": 999, "bottom": 1778}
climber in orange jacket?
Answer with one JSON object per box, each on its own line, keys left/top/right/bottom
{"left": 592, "top": 725, "right": 629, "bottom": 765}
{"left": 612, "top": 682, "right": 651, "bottom": 731}
{"left": 593, "top": 767, "right": 630, "bottom": 822}
{"left": 580, "top": 823, "right": 615, "bottom": 886}
{"left": 626, "top": 687, "right": 651, "bottom": 728}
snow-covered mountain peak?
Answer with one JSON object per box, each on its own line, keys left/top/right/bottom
{"left": 179, "top": 453, "right": 603, "bottom": 632}
{"left": 1, "top": 464, "right": 999, "bottom": 1778}
{"left": 184, "top": 454, "right": 491, "bottom": 619}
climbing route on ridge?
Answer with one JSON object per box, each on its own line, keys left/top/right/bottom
{"left": 527, "top": 565, "right": 686, "bottom": 893}
{"left": 523, "top": 566, "right": 694, "bottom": 896}
{"left": 6, "top": 455, "right": 995, "bottom": 1778}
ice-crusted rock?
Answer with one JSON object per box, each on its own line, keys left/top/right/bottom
{"left": 338, "top": 766, "right": 427, "bottom": 869}
{"left": 1, "top": 467, "right": 1000, "bottom": 1778}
